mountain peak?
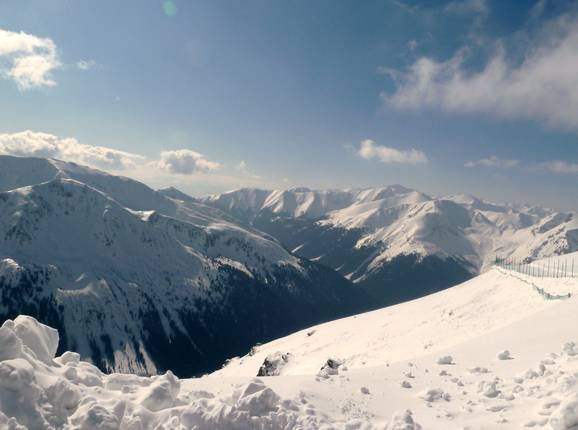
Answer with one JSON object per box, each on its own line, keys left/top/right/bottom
{"left": 158, "top": 186, "right": 195, "bottom": 202}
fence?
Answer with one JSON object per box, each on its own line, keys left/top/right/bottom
{"left": 494, "top": 256, "right": 578, "bottom": 279}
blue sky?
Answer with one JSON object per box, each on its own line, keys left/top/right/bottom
{"left": 1, "top": 0, "right": 578, "bottom": 210}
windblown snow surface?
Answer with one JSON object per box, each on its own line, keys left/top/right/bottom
{"left": 4, "top": 253, "right": 578, "bottom": 429}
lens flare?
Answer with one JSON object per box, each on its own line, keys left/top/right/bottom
{"left": 162, "top": 0, "right": 177, "bottom": 17}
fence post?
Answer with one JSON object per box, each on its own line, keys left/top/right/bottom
{"left": 556, "top": 260, "right": 559, "bottom": 278}
{"left": 556, "top": 260, "right": 560, "bottom": 278}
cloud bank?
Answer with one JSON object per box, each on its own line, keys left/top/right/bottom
{"left": 0, "top": 131, "right": 221, "bottom": 175}
{"left": 357, "top": 139, "right": 428, "bottom": 164}
{"left": 382, "top": 14, "right": 578, "bottom": 130}
{"left": 0, "top": 131, "right": 143, "bottom": 170}
{"left": 0, "top": 28, "right": 60, "bottom": 90}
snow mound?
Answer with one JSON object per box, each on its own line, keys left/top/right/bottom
{"left": 0, "top": 316, "right": 59, "bottom": 364}
{"left": 385, "top": 410, "right": 422, "bottom": 430}
{"left": 0, "top": 316, "right": 389, "bottom": 429}
{"left": 551, "top": 393, "right": 578, "bottom": 430}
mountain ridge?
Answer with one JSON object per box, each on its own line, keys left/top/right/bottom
{"left": 201, "top": 185, "right": 578, "bottom": 305}
{"left": 0, "top": 155, "right": 370, "bottom": 377}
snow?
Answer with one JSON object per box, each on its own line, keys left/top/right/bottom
{"left": 4, "top": 158, "right": 578, "bottom": 427}
{"left": 208, "top": 253, "right": 578, "bottom": 428}
{"left": 1, "top": 156, "right": 356, "bottom": 375}
{"left": 218, "top": 263, "right": 578, "bottom": 377}
{"left": 204, "top": 185, "right": 578, "bottom": 276}
{"left": 0, "top": 315, "right": 402, "bottom": 429}
{"left": 4, "top": 254, "right": 578, "bottom": 428}
{"left": 551, "top": 394, "right": 578, "bottom": 430}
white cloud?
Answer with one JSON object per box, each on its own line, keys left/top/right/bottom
{"left": 465, "top": 156, "right": 519, "bottom": 169}
{"left": 540, "top": 160, "right": 578, "bottom": 174}
{"left": 0, "top": 130, "right": 225, "bottom": 177}
{"left": 356, "top": 139, "right": 428, "bottom": 164}
{"left": 0, "top": 131, "right": 143, "bottom": 170}
{"left": 156, "top": 149, "right": 221, "bottom": 175}
{"left": 382, "top": 14, "right": 578, "bottom": 130}
{"left": 76, "top": 60, "right": 96, "bottom": 71}
{"left": 0, "top": 28, "right": 60, "bottom": 90}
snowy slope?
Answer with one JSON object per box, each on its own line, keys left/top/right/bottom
{"left": 4, "top": 254, "right": 578, "bottom": 429}
{"left": 203, "top": 186, "right": 578, "bottom": 306}
{"left": 0, "top": 156, "right": 369, "bottom": 377}
{"left": 211, "top": 252, "right": 578, "bottom": 428}
{"left": 217, "top": 262, "right": 578, "bottom": 377}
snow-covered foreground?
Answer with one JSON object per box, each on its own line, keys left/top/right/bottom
{"left": 4, "top": 257, "right": 578, "bottom": 429}
{"left": 0, "top": 315, "right": 409, "bottom": 429}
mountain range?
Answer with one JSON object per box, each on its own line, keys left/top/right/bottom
{"left": 202, "top": 186, "right": 578, "bottom": 305}
{"left": 0, "top": 155, "right": 368, "bottom": 377}
{"left": 2, "top": 154, "right": 578, "bottom": 377}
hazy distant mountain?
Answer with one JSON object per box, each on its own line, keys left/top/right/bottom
{"left": 203, "top": 186, "right": 578, "bottom": 305}
{"left": 0, "top": 156, "right": 369, "bottom": 377}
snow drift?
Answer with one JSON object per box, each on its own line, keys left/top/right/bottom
{"left": 0, "top": 315, "right": 416, "bottom": 429}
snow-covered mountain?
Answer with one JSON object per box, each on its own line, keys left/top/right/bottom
{"left": 203, "top": 186, "right": 578, "bottom": 305}
{"left": 4, "top": 253, "right": 578, "bottom": 429}
{"left": 0, "top": 156, "right": 369, "bottom": 377}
